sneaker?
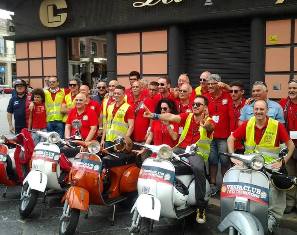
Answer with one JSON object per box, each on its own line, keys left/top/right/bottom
{"left": 268, "top": 214, "right": 278, "bottom": 234}
{"left": 210, "top": 184, "right": 219, "bottom": 196}
{"left": 196, "top": 209, "right": 206, "bottom": 224}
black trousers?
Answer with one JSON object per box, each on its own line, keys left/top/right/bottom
{"left": 174, "top": 147, "right": 207, "bottom": 209}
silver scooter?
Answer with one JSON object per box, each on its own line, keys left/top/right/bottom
{"left": 217, "top": 152, "right": 297, "bottom": 235}
{"left": 129, "top": 144, "right": 211, "bottom": 234}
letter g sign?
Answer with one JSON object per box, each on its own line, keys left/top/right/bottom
{"left": 39, "top": 0, "right": 67, "bottom": 28}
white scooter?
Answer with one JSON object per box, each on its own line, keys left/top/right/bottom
{"left": 129, "top": 144, "right": 211, "bottom": 234}
{"left": 19, "top": 131, "right": 74, "bottom": 218}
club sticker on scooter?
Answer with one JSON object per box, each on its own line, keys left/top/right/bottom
{"left": 221, "top": 182, "right": 269, "bottom": 206}
{"left": 139, "top": 165, "right": 175, "bottom": 185}
{"left": 0, "top": 153, "right": 7, "bottom": 162}
{"left": 73, "top": 159, "right": 102, "bottom": 174}
{"left": 33, "top": 149, "right": 59, "bottom": 161}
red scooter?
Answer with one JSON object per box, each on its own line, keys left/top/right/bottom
{"left": 0, "top": 129, "right": 35, "bottom": 197}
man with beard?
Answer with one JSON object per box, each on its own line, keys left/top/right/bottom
{"left": 101, "top": 85, "right": 134, "bottom": 148}
{"left": 144, "top": 95, "right": 215, "bottom": 224}
{"left": 227, "top": 99, "right": 295, "bottom": 234}
{"left": 7, "top": 79, "right": 31, "bottom": 134}
{"left": 154, "top": 76, "right": 177, "bottom": 106}
{"left": 279, "top": 79, "right": 297, "bottom": 214}
{"left": 239, "top": 81, "right": 284, "bottom": 124}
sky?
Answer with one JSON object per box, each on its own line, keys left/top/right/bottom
{"left": 0, "top": 9, "right": 14, "bottom": 19}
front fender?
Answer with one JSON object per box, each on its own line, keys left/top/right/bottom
{"left": 23, "top": 170, "right": 47, "bottom": 192}
{"left": 131, "top": 194, "right": 161, "bottom": 221}
{"left": 218, "top": 211, "right": 264, "bottom": 235}
{"left": 65, "top": 186, "right": 89, "bottom": 212}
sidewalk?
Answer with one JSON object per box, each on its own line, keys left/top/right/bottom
{"left": 208, "top": 197, "right": 297, "bottom": 231}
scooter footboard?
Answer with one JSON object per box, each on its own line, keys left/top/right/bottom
{"left": 65, "top": 186, "right": 89, "bottom": 212}
{"left": 23, "top": 170, "right": 47, "bottom": 192}
{"left": 131, "top": 194, "right": 161, "bottom": 221}
{"left": 217, "top": 211, "right": 264, "bottom": 235}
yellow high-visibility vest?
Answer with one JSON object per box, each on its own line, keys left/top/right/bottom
{"left": 106, "top": 102, "right": 130, "bottom": 142}
{"left": 176, "top": 113, "right": 213, "bottom": 161}
{"left": 244, "top": 116, "right": 280, "bottom": 164}
{"left": 44, "top": 89, "right": 65, "bottom": 122}
{"left": 195, "top": 86, "right": 202, "bottom": 96}
{"left": 62, "top": 93, "right": 75, "bottom": 122}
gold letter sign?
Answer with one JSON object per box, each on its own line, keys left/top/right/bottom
{"left": 39, "top": 0, "right": 67, "bottom": 27}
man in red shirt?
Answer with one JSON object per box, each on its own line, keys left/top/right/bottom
{"left": 144, "top": 81, "right": 158, "bottom": 112}
{"left": 154, "top": 76, "right": 177, "bottom": 107}
{"left": 79, "top": 85, "right": 101, "bottom": 117}
{"left": 144, "top": 95, "right": 215, "bottom": 224}
{"left": 227, "top": 99, "right": 295, "bottom": 233}
{"left": 229, "top": 82, "right": 246, "bottom": 153}
{"left": 176, "top": 73, "right": 196, "bottom": 101}
{"left": 65, "top": 93, "right": 98, "bottom": 141}
{"left": 176, "top": 83, "right": 193, "bottom": 113}
{"left": 279, "top": 79, "right": 297, "bottom": 214}
{"left": 128, "top": 81, "right": 150, "bottom": 142}
{"left": 126, "top": 71, "right": 141, "bottom": 101}
{"left": 101, "top": 85, "right": 135, "bottom": 148}
{"left": 204, "top": 74, "right": 233, "bottom": 195}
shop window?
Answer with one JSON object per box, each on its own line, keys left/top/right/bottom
{"left": 80, "top": 42, "right": 86, "bottom": 57}
{"left": 91, "top": 42, "right": 97, "bottom": 56}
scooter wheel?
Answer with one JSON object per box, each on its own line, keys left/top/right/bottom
{"left": 19, "top": 186, "right": 38, "bottom": 219}
{"left": 59, "top": 208, "right": 80, "bottom": 235}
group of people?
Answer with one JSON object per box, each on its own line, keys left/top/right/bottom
{"left": 6, "top": 70, "right": 297, "bottom": 233}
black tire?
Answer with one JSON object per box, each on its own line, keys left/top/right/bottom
{"left": 59, "top": 208, "right": 80, "bottom": 235}
{"left": 19, "top": 185, "right": 38, "bottom": 219}
{"left": 139, "top": 218, "right": 153, "bottom": 235}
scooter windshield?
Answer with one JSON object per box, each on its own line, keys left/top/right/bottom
{"left": 72, "top": 153, "right": 102, "bottom": 174}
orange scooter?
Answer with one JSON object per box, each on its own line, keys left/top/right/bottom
{"left": 59, "top": 138, "right": 140, "bottom": 235}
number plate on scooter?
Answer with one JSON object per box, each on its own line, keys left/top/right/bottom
{"left": 34, "top": 149, "right": 58, "bottom": 161}
{"left": 73, "top": 159, "right": 102, "bottom": 173}
{"left": 0, "top": 153, "right": 7, "bottom": 162}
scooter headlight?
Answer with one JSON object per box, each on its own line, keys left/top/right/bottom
{"left": 250, "top": 155, "right": 264, "bottom": 171}
{"left": 47, "top": 132, "right": 61, "bottom": 144}
{"left": 87, "top": 141, "right": 100, "bottom": 154}
{"left": 157, "top": 145, "right": 173, "bottom": 160}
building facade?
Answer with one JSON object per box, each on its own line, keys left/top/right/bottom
{"left": 1, "top": 0, "right": 297, "bottom": 98}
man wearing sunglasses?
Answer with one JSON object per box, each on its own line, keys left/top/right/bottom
{"left": 239, "top": 81, "right": 284, "bottom": 125}
{"left": 229, "top": 82, "right": 246, "bottom": 153}
{"left": 93, "top": 81, "right": 107, "bottom": 105}
{"left": 176, "top": 83, "right": 193, "bottom": 113}
{"left": 154, "top": 76, "right": 177, "bottom": 108}
{"left": 44, "top": 76, "right": 65, "bottom": 138}
{"left": 61, "top": 77, "right": 81, "bottom": 123}
{"left": 143, "top": 95, "right": 215, "bottom": 224}
{"left": 195, "top": 71, "right": 211, "bottom": 96}
{"left": 65, "top": 93, "right": 98, "bottom": 141}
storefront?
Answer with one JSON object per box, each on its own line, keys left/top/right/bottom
{"left": 1, "top": 0, "right": 297, "bottom": 98}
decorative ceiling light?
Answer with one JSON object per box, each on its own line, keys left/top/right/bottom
{"left": 204, "top": 0, "right": 213, "bottom": 6}
{"left": 275, "top": 0, "right": 285, "bottom": 4}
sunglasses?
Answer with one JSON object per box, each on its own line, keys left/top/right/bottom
{"left": 200, "top": 78, "right": 207, "bottom": 82}
{"left": 179, "top": 89, "right": 188, "bottom": 93}
{"left": 160, "top": 107, "right": 168, "bottom": 111}
{"left": 158, "top": 83, "right": 166, "bottom": 86}
{"left": 97, "top": 86, "right": 106, "bottom": 89}
{"left": 253, "top": 81, "right": 267, "bottom": 87}
{"left": 192, "top": 102, "right": 204, "bottom": 108}
{"left": 229, "top": 90, "right": 241, "bottom": 94}
{"left": 69, "top": 83, "right": 77, "bottom": 87}
{"left": 49, "top": 81, "right": 57, "bottom": 84}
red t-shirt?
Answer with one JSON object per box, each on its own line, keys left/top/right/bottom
{"left": 205, "top": 91, "right": 233, "bottom": 139}
{"left": 176, "top": 100, "right": 193, "bottom": 113}
{"left": 144, "top": 96, "right": 156, "bottom": 112}
{"left": 31, "top": 103, "right": 47, "bottom": 129}
{"left": 151, "top": 120, "right": 179, "bottom": 147}
{"left": 279, "top": 98, "right": 297, "bottom": 145}
{"left": 232, "top": 118, "right": 290, "bottom": 146}
{"left": 178, "top": 113, "right": 214, "bottom": 148}
{"left": 87, "top": 99, "right": 101, "bottom": 117}
{"left": 66, "top": 108, "right": 98, "bottom": 140}
{"left": 128, "top": 95, "right": 150, "bottom": 142}
{"left": 111, "top": 103, "right": 135, "bottom": 122}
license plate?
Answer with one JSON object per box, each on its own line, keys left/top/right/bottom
{"left": 0, "top": 154, "right": 7, "bottom": 162}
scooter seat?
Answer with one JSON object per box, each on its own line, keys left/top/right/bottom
{"left": 173, "top": 161, "right": 192, "bottom": 175}
{"left": 103, "top": 152, "right": 136, "bottom": 168}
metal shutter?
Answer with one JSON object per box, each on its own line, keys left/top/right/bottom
{"left": 185, "top": 22, "right": 251, "bottom": 94}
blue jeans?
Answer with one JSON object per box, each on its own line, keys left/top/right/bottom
{"left": 208, "top": 138, "right": 230, "bottom": 166}
{"left": 47, "top": 121, "right": 65, "bottom": 139}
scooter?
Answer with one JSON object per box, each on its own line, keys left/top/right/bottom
{"left": 59, "top": 138, "right": 140, "bottom": 235}
{"left": 0, "top": 129, "right": 35, "bottom": 197}
{"left": 217, "top": 152, "right": 297, "bottom": 235}
{"left": 129, "top": 144, "right": 211, "bottom": 234}
{"left": 19, "top": 131, "right": 74, "bottom": 218}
